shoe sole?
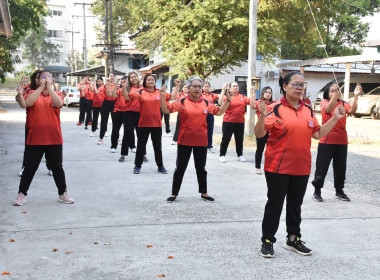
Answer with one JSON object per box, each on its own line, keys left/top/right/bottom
{"left": 260, "top": 252, "right": 274, "bottom": 258}
{"left": 282, "top": 244, "right": 312, "bottom": 256}
{"left": 335, "top": 196, "right": 350, "bottom": 202}
{"left": 13, "top": 200, "right": 26, "bottom": 206}
{"left": 58, "top": 199, "right": 74, "bottom": 204}
{"left": 313, "top": 196, "right": 323, "bottom": 202}
{"left": 201, "top": 198, "right": 215, "bottom": 202}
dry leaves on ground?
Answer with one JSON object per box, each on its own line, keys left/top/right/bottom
{"left": 8, "top": 239, "right": 15, "bottom": 242}
{"left": 1, "top": 272, "right": 11, "bottom": 275}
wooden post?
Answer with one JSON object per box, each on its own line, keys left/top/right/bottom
{"left": 344, "top": 63, "right": 351, "bottom": 100}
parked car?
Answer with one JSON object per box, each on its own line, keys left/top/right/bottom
{"left": 312, "top": 74, "right": 380, "bottom": 112}
{"left": 375, "top": 98, "right": 380, "bottom": 119}
{"left": 348, "top": 86, "right": 380, "bottom": 119}
{"left": 61, "top": 86, "right": 80, "bottom": 106}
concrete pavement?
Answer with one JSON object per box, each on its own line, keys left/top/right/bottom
{"left": 0, "top": 103, "right": 380, "bottom": 280}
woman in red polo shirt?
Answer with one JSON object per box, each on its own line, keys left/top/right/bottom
{"left": 83, "top": 76, "right": 93, "bottom": 130}
{"left": 161, "top": 76, "right": 232, "bottom": 202}
{"left": 218, "top": 82, "right": 254, "bottom": 163}
{"left": 89, "top": 77, "right": 104, "bottom": 137}
{"left": 202, "top": 82, "right": 218, "bottom": 153}
{"left": 171, "top": 84, "right": 189, "bottom": 145}
{"left": 97, "top": 73, "right": 117, "bottom": 145}
{"left": 255, "top": 71, "right": 345, "bottom": 258}
{"left": 13, "top": 71, "right": 74, "bottom": 206}
{"left": 122, "top": 74, "right": 175, "bottom": 174}
{"left": 311, "top": 83, "right": 360, "bottom": 202}
{"left": 77, "top": 76, "right": 90, "bottom": 126}
{"left": 250, "top": 86, "right": 275, "bottom": 175}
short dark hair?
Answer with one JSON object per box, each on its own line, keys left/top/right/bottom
{"left": 279, "top": 71, "right": 303, "bottom": 95}
{"left": 142, "top": 74, "right": 157, "bottom": 88}
{"left": 29, "top": 70, "right": 42, "bottom": 90}
{"left": 323, "top": 82, "right": 338, "bottom": 100}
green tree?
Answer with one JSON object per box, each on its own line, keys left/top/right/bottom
{"left": 0, "top": 0, "right": 47, "bottom": 83}
{"left": 91, "top": 0, "right": 380, "bottom": 79}
{"left": 21, "top": 19, "right": 61, "bottom": 70}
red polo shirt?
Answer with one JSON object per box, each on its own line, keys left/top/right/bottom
{"left": 99, "top": 83, "right": 117, "bottom": 101}
{"left": 264, "top": 96, "right": 320, "bottom": 176}
{"left": 176, "top": 92, "right": 188, "bottom": 100}
{"left": 84, "top": 86, "right": 93, "bottom": 101}
{"left": 319, "top": 99, "right": 351, "bottom": 145}
{"left": 114, "top": 87, "right": 128, "bottom": 112}
{"left": 129, "top": 88, "right": 163, "bottom": 127}
{"left": 168, "top": 96, "right": 220, "bottom": 146}
{"left": 223, "top": 93, "right": 250, "bottom": 123}
{"left": 202, "top": 92, "right": 218, "bottom": 104}
{"left": 125, "top": 86, "right": 142, "bottom": 112}
{"left": 79, "top": 82, "right": 90, "bottom": 98}
{"left": 92, "top": 88, "right": 104, "bottom": 108}
{"left": 24, "top": 91, "right": 63, "bottom": 145}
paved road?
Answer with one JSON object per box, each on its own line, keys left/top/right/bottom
{"left": 0, "top": 103, "right": 379, "bottom": 280}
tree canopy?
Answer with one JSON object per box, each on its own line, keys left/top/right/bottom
{"left": 91, "top": 0, "right": 380, "bottom": 79}
{"left": 0, "top": 0, "right": 47, "bottom": 82}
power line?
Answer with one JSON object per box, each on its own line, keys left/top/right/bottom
{"left": 340, "top": 0, "right": 369, "bottom": 13}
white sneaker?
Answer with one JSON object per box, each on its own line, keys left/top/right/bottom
{"left": 97, "top": 139, "right": 103, "bottom": 145}
{"left": 13, "top": 193, "right": 26, "bottom": 206}
{"left": 256, "top": 168, "right": 263, "bottom": 175}
{"left": 208, "top": 147, "right": 215, "bottom": 153}
{"left": 110, "top": 148, "right": 116, "bottom": 153}
{"left": 89, "top": 132, "right": 94, "bottom": 137}
{"left": 104, "top": 132, "right": 109, "bottom": 137}
{"left": 130, "top": 148, "right": 136, "bottom": 153}
{"left": 219, "top": 156, "right": 226, "bottom": 163}
{"left": 58, "top": 191, "right": 74, "bottom": 204}
{"left": 238, "top": 156, "right": 247, "bottom": 162}
{"left": 171, "top": 141, "right": 177, "bottom": 145}
{"left": 19, "top": 167, "right": 24, "bottom": 177}
{"left": 48, "top": 170, "right": 53, "bottom": 176}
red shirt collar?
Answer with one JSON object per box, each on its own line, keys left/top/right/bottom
{"left": 186, "top": 95, "right": 204, "bottom": 102}
{"left": 281, "top": 96, "right": 305, "bottom": 110}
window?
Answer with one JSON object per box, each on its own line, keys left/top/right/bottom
{"left": 48, "top": 30, "right": 63, "bottom": 38}
{"left": 49, "top": 9, "right": 63, "bottom": 16}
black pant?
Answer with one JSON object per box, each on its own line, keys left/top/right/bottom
{"left": 19, "top": 145, "right": 67, "bottom": 196}
{"left": 161, "top": 109, "right": 171, "bottom": 133}
{"left": 22, "top": 127, "right": 50, "bottom": 170}
{"left": 172, "top": 113, "right": 180, "bottom": 142}
{"left": 125, "top": 111, "right": 140, "bottom": 150}
{"left": 255, "top": 132, "right": 269, "bottom": 169}
{"left": 220, "top": 122, "right": 245, "bottom": 157}
{"left": 100, "top": 100, "right": 115, "bottom": 139}
{"left": 135, "top": 127, "right": 163, "bottom": 168}
{"left": 92, "top": 107, "right": 101, "bottom": 132}
{"left": 78, "top": 97, "right": 86, "bottom": 123}
{"left": 172, "top": 145, "right": 207, "bottom": 196}
{"left": 206, "top": 113, "right": 214, "bottom": 148}
{"left": 312, "top": 143, "right": 348, "bottom": 192}
{"left": 111, "top": 111, "right": 129, "bottom": 155}
{"left": 84, "top": 99, "right": 93, "bottom": 126}
{"left": 262, "top": 172, "right": 309, "bottom": 243}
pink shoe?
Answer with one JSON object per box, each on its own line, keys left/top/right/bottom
{"left": 97, "top": 139, "right": 103, "bottom": 145}
{"left": 58, "top": 191, "right": 74, "bottom": 204}
{"left": 14, "top": 193, "right": 26, "bottom": 206}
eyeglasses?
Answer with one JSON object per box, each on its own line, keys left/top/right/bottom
{"left": 190, "top": 85, "right": 202, "bottom": 89}
{"left": 288, "top": 83, "right": 307, "bottom": 89}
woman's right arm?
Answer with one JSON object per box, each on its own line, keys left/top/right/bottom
{"left": 249, "top": 87, "right": 256, "bottom": 110}
{"left": 324, "top": 85, "right": 340, "bottom": 113}
{"left": 254, "top": 102, "right": 267, "bottom": 138}
{"left": 218, "top": 83, "right": 228, "bottom": 106}
{"left": 121, "top": 80, "right": 131, "bottom": 100}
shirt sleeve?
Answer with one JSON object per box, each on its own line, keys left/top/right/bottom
{"left": 208, "top": 104, "right": 220, "bottom": 115}
{"left": 128, "top": 91, "right": 142, "bottom": 100}
{"left": 320, "top": 99, "right": 329, "bottom": 114}
{"left": 264, "top": 110, "right": 277, "bottom": 132}
{"left": 344, "top": 102, "right": 352, "bottom": 113}
{"left": 244, "top": 96, "right": 250, "bottom": 105}
{"left": 312, "top": 114, "right": 321, "bottom": 134}
{"left": 167, "top": 100, "right": 181, "bottom": 113}
{"left": 165, "top": 93, "right": 172, "bottom": 101}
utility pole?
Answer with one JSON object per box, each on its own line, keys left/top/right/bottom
{"left": 65, "top": 24, "right": 80, "bottom": 86}
{"left": 104, "top": 0, "right": 109, "bottom": 78}
{"left": 109, "top": 0, "right": 114, "bottom": 73}
{"left": 74, "top": 2, "right": 94, "bottom": 69}
{"left": 245, "top": 0, "right": 258, "bottom": 137}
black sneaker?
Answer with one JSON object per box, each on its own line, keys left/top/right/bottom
{"left": 143, "top": 156, "right": 149, "bottom": 163}
{"left": 167, "top": 196, "right": 177, "bottom": 203}
{"left": 133, "top": 166, "right": 141, "bottom": 174}
{"left": 119, "top": 156, "right": 125, "bottom": 163}
{"left": 201, "top": 195, "right": 215, "bottom": 202}
{"left": 261, "top": 239, "right": 274, "bottom": 258}
{"left": 313, "top": 193, "right": 323, "bottom": 202}
{"left": 335, "top": 192, "right": 350, "bottom": 201}
{"left": 283, "top": 237, "right": 312, "bottom": 256}
{"left": 158, "top": 166, "right": 168, "bottom": 174}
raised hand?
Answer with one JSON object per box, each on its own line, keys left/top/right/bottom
{"left": 334, "top": 105, "right": 346, "bottom": 120}
{"left": 222, "top": 83, "right": 229, "bottom": 90}
{"left": 258, "top": 101, "right": 267, "bottom": 116}
{"left": 331, "top": 84, "right": 340, "bottom": 99}
{"left": 354, "top": 85, "right": 363, "bottom": 96}
{"left": 225, "top": 89, "right": 232, "bottom": 100}
{"left": 174, "top": 79, "right": 181, "bottom": 86}
{"left": 159, "top": 84, "right": 167, "bottom": 96}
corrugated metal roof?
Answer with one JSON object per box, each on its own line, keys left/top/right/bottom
{"left": 278, "top": 54, "right": 380, "bottom": 67}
